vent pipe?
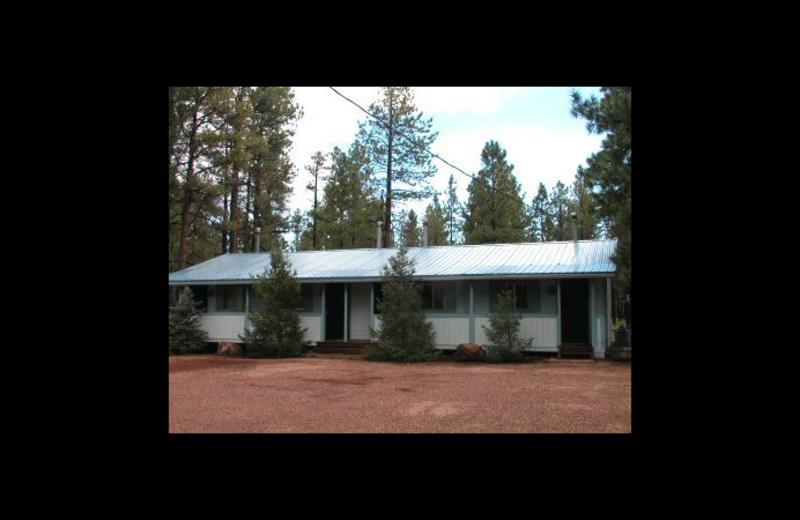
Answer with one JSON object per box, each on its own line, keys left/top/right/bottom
{"left": 571, "top": 212, "right": 578, "bottom": 241}
{"left": 422, "top": 220, "right": 429, "bottom": 247}
{"left": 376, "top": 222, "right": 383, "bottom": 249}
{"left": 255, "top": 227, "right": 261, "bottom": 252}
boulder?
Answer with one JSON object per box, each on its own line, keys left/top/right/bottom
{"left": 454, "top": 342, "right": 484, "bottom": 361}
{"left": 217, "top": 342, "right": 243, "bottom": 357}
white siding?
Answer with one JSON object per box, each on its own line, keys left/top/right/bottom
{"left": 201, "top": 314, "right": 246, "bottom": 342}
{"left": 427, "top": 316, "right": 470, "bottom": 347}
{"left": 593, "top": 279, "right": 606, "bottom": 314}
{"left": 301, "top": 315, "right": 322, "bottom": 343}
{"left": 595, "top": 316, "right": 606, "bottom": 349}
{"left": 349, "top": 283, "right": 372, "bottom": 340}
{"left": 475, "top": 316, "right": 557, "bottom": 350}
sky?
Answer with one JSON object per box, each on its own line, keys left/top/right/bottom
{"left": 286, "top": 86, "right": 606, "bottom": 229}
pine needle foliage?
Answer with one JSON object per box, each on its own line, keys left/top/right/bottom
{"left": 482, "top": 289, "right": 532, "bottom": 363}
{"left": 367, "top": 246, "right": 438, "bottom": 362}
{"left": 169, "top": 287, "right": 209, "bottom": 354}
{"left": 240, "top": 247, "right": 307, "bottom": 357}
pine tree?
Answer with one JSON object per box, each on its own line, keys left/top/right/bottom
{"left": 368, "top": 247, "right": 438, "bottom": 362}
{"left": 357, "top": 87, "right": 439, "bottom": 247}
{"left": 481, "top": 289, "right": 532, "bottom": 363}
{"left": 463, "top": 141, "right": 531, "bottom": 244}
{"left": 240, "top": 247, "right": 307, "bottom": 357}
{"left": 530, "top": 182, "right": 553, "bottom": 241}
{"left": 549, "top": 180, "right": 573, "bottom": 241}
{"left": 571, "top": 87, "right": 631, "bottom": 313}
{"left": 443, "top": 174, "right": 463, "bottom": 244}
{"left": 304, "top": 151, "right": 325, "bottom": 249}
{"left": 169, "top": 287, "right": 209, "bottom": 354}
{"left": 401, "top": 209, "right": 421, "bottom": 247}
{"left": 313, "top": 143, "right": 382, "bottom": 249}
{"left": 423, "top": 193, "right": 447, "bottom": 246}
{"left": 570, "top": 166, "right": 601, "bottom": 240}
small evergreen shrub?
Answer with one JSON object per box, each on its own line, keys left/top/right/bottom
{"left": 482, "top": 289, "right": 532, "bottom": 363}
{"left": 367, "top": 247, "right": 439, "bottom": 362}
{"left": 169, "top": 287, "right": 209, "bottom": 354}
{"left": 240, "top": 247, "right": 307, "bottom": 358}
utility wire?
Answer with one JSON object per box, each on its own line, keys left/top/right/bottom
{"left": 328, "top": 86, "right": 540, "bottom": 216}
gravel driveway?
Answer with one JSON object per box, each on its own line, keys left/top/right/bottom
{"left": 169, "top": 355, "right": 631, "bottom": 433}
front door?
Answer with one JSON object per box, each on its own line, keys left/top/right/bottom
{"left": 560, "top": 279, "right": 589, "bottom": 344}
{"left": 325, "top": 284, "right": 345, "bottom": 340}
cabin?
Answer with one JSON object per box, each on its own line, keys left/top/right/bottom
{"left": 168, "top": 236, "right": 617, "bottom": 359}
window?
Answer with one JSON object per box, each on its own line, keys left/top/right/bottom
{"left": 421, "top": 282, "right": 456, "bottom": 312}
{"left": 422, "top": 283, "right": 447, "bottom": 310}
{"left": 300, "top": 284, "right": 316, "bottom": 313}
{"left": 171, "top": 286, "right": 207, "bottom": 311}
{"left": 247, "top": 284, "right": 316, "bottom": 313}
{"left": 491, "top": 281, "right": 540, "bottom": 312}
{"left": 248, "top": 286, "right": 263, "bottom": 312}
{"left": 216, "top": 285, "right": 245, "bottom": 312}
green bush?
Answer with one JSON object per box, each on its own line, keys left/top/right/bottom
{"left": 240, "top": 247, "right": 307, "bottom": 358}
{"left": 482, "top": 289, "right": 532, "bottom": 363}
{"left": 169, "top": 287, "right": 209, "bottom": 354}
{"left": 367, "top": 247, "right": 439, "bottom": 362}
{"left": 613, "top": 319, "right": 628, "bottom": 346}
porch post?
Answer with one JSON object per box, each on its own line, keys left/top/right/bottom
{"left": 606, "top": 277, "right": 613, "bottom": 348}
{"left": 344, "top": 283, "right": 349, "bottom": 342}
{"left": 469, "top": 281, "right": 475, "bottom": 343}
{"left": 244, "top": 284, "right": 250, "bottom": 331}
{"left": 556, "top": 279, "right": 562, "bottom": 346}
{"left": 589, "top": 279, "right": 595, "bottom": 347}
{"left": 321, "top": 284, "right": 326, "bottom": 341}
{"left": 370, "top": 283, "right": 374, "bottom": 336}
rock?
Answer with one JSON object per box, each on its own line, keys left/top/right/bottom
{"left": 454, "top": 342, "right": 484, "bottom": 361}
{"left": 217, "top": 342, "right": 243, "bottom": 357}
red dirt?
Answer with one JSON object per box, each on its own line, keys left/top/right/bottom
{"left": 169, "top": 355, "right": 631, "bottom": 433}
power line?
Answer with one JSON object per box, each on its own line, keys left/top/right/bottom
{"left": 328, "top": 86, "right": 540, "bottom": 216}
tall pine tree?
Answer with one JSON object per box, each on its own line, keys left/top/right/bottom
{"left": 462, "top": 141, "right": 531, "bottom": 244}
{"left": 571, "top": 87, "right": 631, "bottom": 309}
{"left": 443, "top": 174, "right": 463, "bottom": 244}
{"left": 357, "top": 87, "right": 438, "bottom": 247}
{"left": 423, "top": 193, "right": 447, "bottom": 246}
{"left": 311, "top": 142, "right": 382, "bottom": 249}
{"left": 400, "top": 209, "right": 421, "bottom": 247}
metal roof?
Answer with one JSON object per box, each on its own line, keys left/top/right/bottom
{"left": 168, "top": 239, "right": 617, "bottom": 284}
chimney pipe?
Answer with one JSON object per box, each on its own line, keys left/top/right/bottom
{"left": 571, "top": 213, "right": 578, "bottom": 241}
{"left": 422, "top": 220, "right": 429, "bottom": 247}
{"left": 376, "top": 222, "right": 382, "bottom": 249}
{"left": 255, "top": 227, "right": 261, "bottom": 252}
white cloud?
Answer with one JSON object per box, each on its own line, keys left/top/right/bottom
{"left": 414, "top": 87, "right": 520, "bottom": 116}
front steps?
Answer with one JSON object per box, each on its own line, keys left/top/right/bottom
{"left": 557, "top": 343, "right": 593, "bottom": 359}
{"left": 311, "top": 339, "right": 371, "bottom": 356}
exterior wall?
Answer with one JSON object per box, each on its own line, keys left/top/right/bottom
{"left": 191, "top": 277, "right": 604, "bottom": 354}
{"left": 200, "top": 313, "right": 322, "bottom": 344}
{"left": 201, "top": 314, "right": 246, "bottom": 342}
{"left": 301, "top": 315, "right": 322, "bottom": 343}
{"left": 475, "top": 316, "right": 558, "bottom": 351}
{"left": 427, "top": 316, "right": 470, "bottom": 347}
{"left": 349, "top": 283, "right": 372, "bottom": 340}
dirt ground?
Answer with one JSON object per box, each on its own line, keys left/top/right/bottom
{"left": 168, "top": 355, "right": 631, "bottom": 433}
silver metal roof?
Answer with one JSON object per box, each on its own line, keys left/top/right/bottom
{"left": 168, "top": 239, "right": 617, "bottom": 284}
